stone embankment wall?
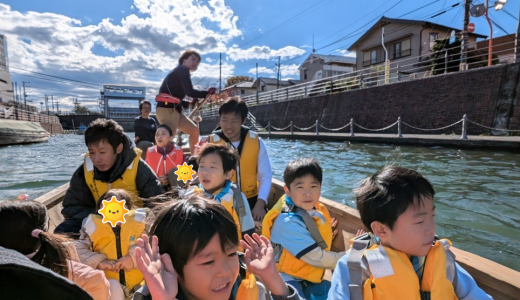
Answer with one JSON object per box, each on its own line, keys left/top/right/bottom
{"left": 200, "top": 63, "right": 520, "bottom": 136}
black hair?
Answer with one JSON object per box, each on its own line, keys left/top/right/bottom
{"left": 156, "top": 124, "right": 173, "bottom": 136}
{"left": 139, "top": 100, "right": 152, "bottom": 115}
{"left": 84, "top": 118, "right": 125, "bottom": 154}
{"left": 0, "top": 201, "right": 70, "bottom": 277}
{"left": 197, "top": 144, "right": 238, "bottom": 174}
{"left": 149, "top": 195, "right": 238, "bottom": 278}
{"left": 178, "top": 49, "right": 201, "bottom": 65}
{"left": 354, "top": 166, "right": 435, "bottom": 231}
{"left": 283, "top": 157, "right": 323, "bottom": 188}
{"left": 187, "top": 156, "right": 199, "bottom": 172}
{"left": 218, "top": 97, "right": 248, "bottom": 122}
{"left": 96, "top": 189, "right": 136, "bottom": 212}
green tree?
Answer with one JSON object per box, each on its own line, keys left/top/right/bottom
{"left": 72, "top": 104, "right": 91, "bottom": 114}
{"left": 225, "top": 76, "right": 254, "bottom": 87}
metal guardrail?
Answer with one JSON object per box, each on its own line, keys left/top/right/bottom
{"left": 264, "top": 115, "right": 520, "bottom": 140}
{"left": 200, "top": 40, "right": 517, "bottom": 118}
{"left": 0, "top": 105, "right": 61, "bottom": 124}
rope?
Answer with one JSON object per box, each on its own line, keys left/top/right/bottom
{"left": 401, "top": 120, "right": 462, "bottom": 131}
{"left": 354, "top": 121, "right": 398, "bottom": 132}
{"left": 270, "top": 124, "right": 292, "bottom": 131}
{"left": 293, "top": 123, "right": 317, "bottom": 131}
{"left": 467, "top": 119, "right": 520, "bottom": 132}
{"left": 319, "top": 122, "right": 351, "bottom": 131}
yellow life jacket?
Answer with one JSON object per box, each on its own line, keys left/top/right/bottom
{"left": 236, "top": 266, "right": 259, "bottom": 300}
{"left": 84, "top": 148, "right": 143, "bottom": 207}
{"left": 209, "top": 130, "right": 259, "bottom": 199}
{"left": 347, "top": 235, "right": 458, "bottom": 300}
{"left": 84, "top": 209, "right": 147, "bottom": 290}
{"left": 262, "top": 195, "right": 333, "bottom": 283}
{"left": 191, "top": 184, "right": 247, "bottom": 247}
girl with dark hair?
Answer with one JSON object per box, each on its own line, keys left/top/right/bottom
{"left": 133, "top": 195, "right": 301, "bottom": 300}
{"left": 0, "top": 200, "right": 110, "bottom": 300}
{"left": 134, "top": 100, "right": 157, "bottom": 160}
{"left": 145, "top": 124, "right": 184, "bottom": 188}
{"left": 155, "top": 49, "right": 216, "bottom": 155}
{"left": 75, "top": 189, "right": 153, "bottom": 299}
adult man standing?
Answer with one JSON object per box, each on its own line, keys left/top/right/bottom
{"left": 209, "top": 98, "right": 272, "bottom": 221}
{"left": 55, "top": 119, "right": 164, "bottom": 235}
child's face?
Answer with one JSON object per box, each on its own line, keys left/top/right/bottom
{"left": 380, "top": 196, "right": 436, "bottom": 257}
{"left": 284, "top": 174, "right": 321, "bottom": 211}
{"left": 155, "top": 128, "right": 172, "bottom": 148}
{"left": 180, "top": 234, "right": 239, "bottom": 300}
{"left": 198, "top": 153, "right": 233, "bottom": 192}
{"left": 88, "top": 140, "right": 122, "bottom": 172}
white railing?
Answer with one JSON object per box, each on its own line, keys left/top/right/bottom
{"left": 199, "top": 40, "right": 517, "bottom": 117}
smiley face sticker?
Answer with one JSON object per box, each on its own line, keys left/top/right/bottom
{"left": 174, "top": 162, "right": 196, "bottom": 183}
{"left": 98, "top": 196, "right": 130, "bottom": 227}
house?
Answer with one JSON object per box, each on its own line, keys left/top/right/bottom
{"left": 252, "top": 77, "right": 300, "bottom": 92}
{"left": 299, "top": 54, "right": 356, "bottom": 82}
{"left": 477, "top": 33, "right": 516, "bottom": 64}
{"left": 348, "top": 16, "right": 486, "bottom": 77}
{"left": 222, "top": 81, "right": 256, "bottom": 97}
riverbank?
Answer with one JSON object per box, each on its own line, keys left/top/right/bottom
{"left": 258, "top": 131, "right": 520, "bottom": 151}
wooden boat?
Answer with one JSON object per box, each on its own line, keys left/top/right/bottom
{"left": 0, "top": 119, "right": 50, "bottom": 146}
{"left": 36, "top": 179, "right": 520, "bottom": 300}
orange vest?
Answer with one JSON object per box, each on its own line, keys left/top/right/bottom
{"left": 145, "top": 145, "right": 183, "bottom": 177}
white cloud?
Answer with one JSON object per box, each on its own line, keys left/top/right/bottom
{"left": 227, "top": 45, "right": 305, "bottom": 61}
{"left": 248, "top": 66, "right": 275, "bottom": 75}
{"left": 333, "top": 49, "right": 356, "bottom": 58}
{"left": 280, "top": 64, "right": 300, "bottom": 77}
{"left": 206, "top": 57, "right": 214, "bottom": 63}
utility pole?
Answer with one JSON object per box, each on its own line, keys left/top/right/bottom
{"left": 45, "top": 95, "right": 49, "bottom": 115}
{"left": 277, "top": 56, "right": 281, "bottom": 89}
{"left": 219, "top": 52, "right": 222, "bottom": 93}
{"left": 516, "top": 2, "right": 520, "bottom": 63}
{"left": 56, "top": 101, "right": 60, "bottom": 114}
{"left": 460, "top": 0, "right": 472, "bottom": 70}
{"left": 12, "top": 82, "right": 17, "bottom": 103}
{"left": 22, "top": 81, "right": 28, "bottom": 108}
{"left": 256, "top": 63, "right": 258, "bottom": 80}
{"left": 51, "top": 95, "right": 54, "bottom": 113}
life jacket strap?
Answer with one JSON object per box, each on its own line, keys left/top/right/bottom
{"left": 347, "top": 235, "right": 372, "bottom": 300}
{"left": 283, "top": 204, "right": 328, "bottom": 250}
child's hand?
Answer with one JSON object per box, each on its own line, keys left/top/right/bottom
{"left": 240, "top": 234, "right": 277, "bottom": 277}
{"left": 97, "top": 259, "right": 117, "bottom": 271}
{"left": 331, "top": 217, "right": 339, "bottom": 240}
{"left": 116, "top": 254, "right": 134, "bottom": 272}
{"left": 240, "top": 234, "right": 289, "bottom": 296}
{"left": 136, "top": 234, "right": 178, "bottom": 300}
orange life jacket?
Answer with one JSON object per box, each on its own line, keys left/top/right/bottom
{"left": 145, "top": 145, "right": 183, "bottom": 177}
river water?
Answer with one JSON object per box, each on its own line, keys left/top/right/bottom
{"left": 1, "top": 134, "right": 519, "bottom": 272}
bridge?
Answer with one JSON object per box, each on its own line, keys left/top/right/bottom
{"left": 100, "top": 84, "right": 146, "bottom": 131}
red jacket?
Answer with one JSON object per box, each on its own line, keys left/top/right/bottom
{"left": 145, "top": 145, "right": 183, "bottom": 177}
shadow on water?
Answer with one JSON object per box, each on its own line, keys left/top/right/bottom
{"left": 0, "top": 134, "right": 519, "bottom": 271}
{"left": 264, "top": 138, "right": 520, "bottom": 272}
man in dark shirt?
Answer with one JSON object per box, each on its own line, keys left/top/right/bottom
{"left": 134, "top": 100, "right": 157, "bottom": 159}
{"left": 156, "top": 49, "right": 216, "bottom": 154}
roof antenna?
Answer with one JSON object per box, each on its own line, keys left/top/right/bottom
{"left": 312, "top": 34, "right": 316, "bottom": 53}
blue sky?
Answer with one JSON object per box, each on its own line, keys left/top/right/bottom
{"left": 1, "top": 0, "right": 518, "bottom": 111}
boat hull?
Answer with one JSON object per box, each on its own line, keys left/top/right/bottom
{"left": 0, "top": 119, "right": 50, "bottom": 146}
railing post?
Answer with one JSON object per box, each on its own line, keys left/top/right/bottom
{"left": 461, "top": 114, "right": 468, "bottom": 140}
{"left": 350, "top": 118, "right": 355, "bottom": 137}
{"left": 397, "top": 116, "right": 403, "bottom": 138}
{"left": 290, "top": 121, "right": 293, "bottom": 135}
{"left": 271, "top": 92, "right": 273, "bottom": 103}
{"left": 304, "top": 85, "right": 308, "bottom": 98}
{"left": 315, "top": 120, "right": 319, "bottom": 136}
{"left": 268, "top": 121, "right": 271, "bottom": 135}
{"left": 286, "top": 88, "right": 289, "bottom": 100}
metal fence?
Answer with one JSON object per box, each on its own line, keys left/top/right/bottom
{"left": 262, "top": 115, "right": 520, "bottom": 139}
{"left": 200, "top": 40, "right": 517, "bottom": 119}
{"left": 0, "top": 105, "right": 61, "bottom": 124}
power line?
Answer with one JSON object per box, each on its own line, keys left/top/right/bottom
{"left": 11, "top": 67, "right": 102, "bottom": 87}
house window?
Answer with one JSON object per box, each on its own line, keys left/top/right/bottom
{"left": 304, "top": 70, "right": 307, "bottom": 80}
{"left": 241, "top": 89, "right": 245, "bottom": 94}
{"left": 429, "top": 33, "right": 438, "bottom": 50}
{"left": 261, "top": 85, "right": 265, "bottom": 92}
{"left": 394, "top": 42, "right": 402, "bottom": 59}
{"left": 371, "top": 50, "right": 377, "bottom": 64}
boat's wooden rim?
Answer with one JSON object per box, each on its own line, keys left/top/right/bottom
{"left": 37, "top": 180, "right": 520, "bottom": 300}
